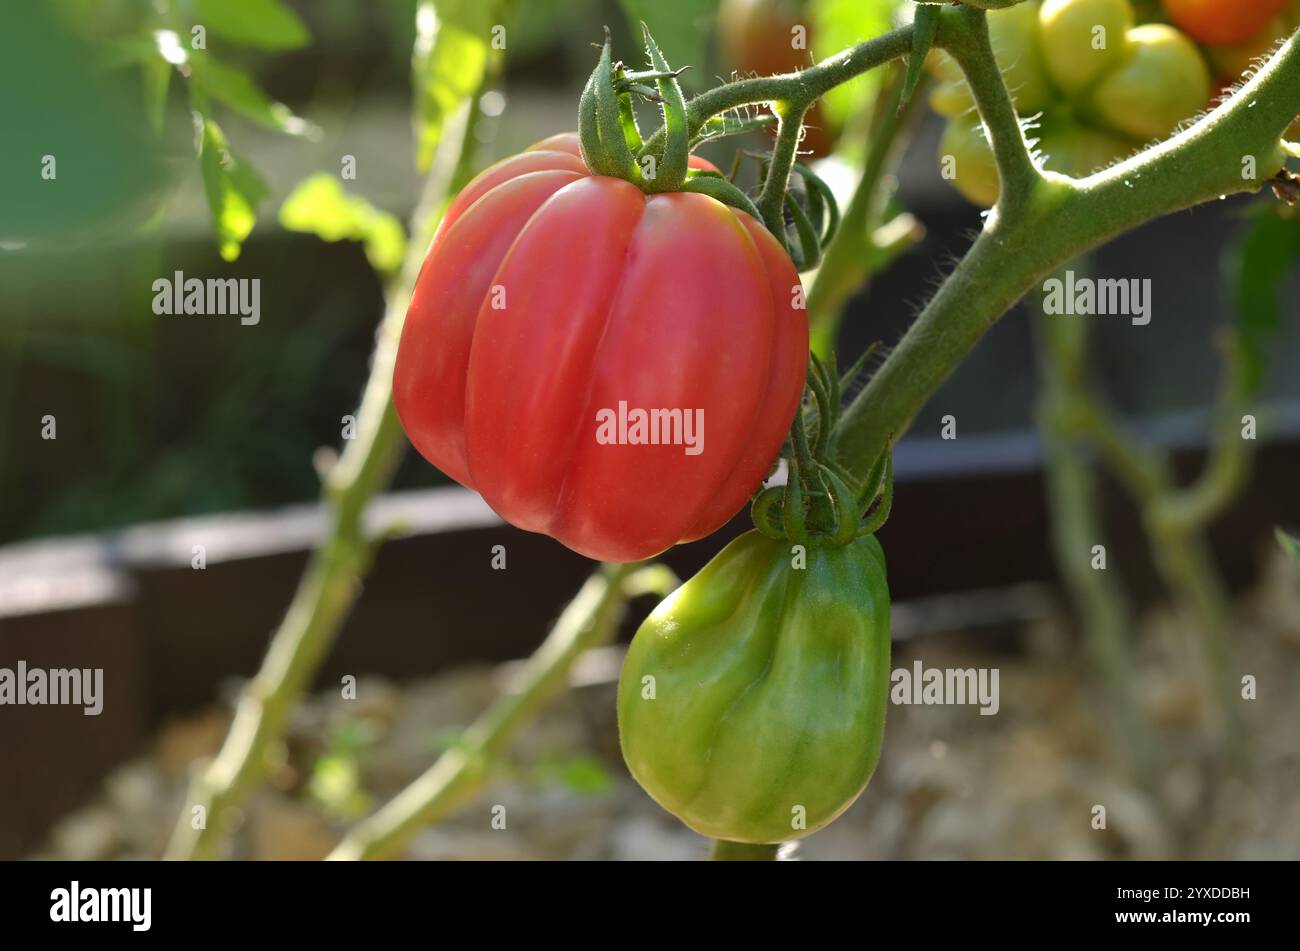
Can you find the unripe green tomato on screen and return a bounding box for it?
[617,530,891,844]
[939,117,1002,206]
[1086,24,1211,140]
[927,2,1054,119]
[1037,117,1136,177]
[1038,0,1135,96]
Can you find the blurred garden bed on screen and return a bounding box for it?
[28,542,1300,860]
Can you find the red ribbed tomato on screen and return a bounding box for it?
[393,133,808,562]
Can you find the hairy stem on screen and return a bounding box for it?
[757,102,810,235]
[836,29,1299,482]
[164,97,483,862]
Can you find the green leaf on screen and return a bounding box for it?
[619,0,716,87]
[194,0,310,51]
[190,54,318,137]
[280,173,408,275]
[196,114,270,261]
[812,0,898,130]
[533,754,614,796]
[1227,210,1300,395]
[1279,528,1300,568]
[412,0,495,171]
[901,3,938,111]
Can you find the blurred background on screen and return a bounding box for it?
[1,0,1298,860]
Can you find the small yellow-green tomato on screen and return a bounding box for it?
[617,531,891,845]
[1038,0,1135,96]
[930,77,975,118]
[939,118,1002,207]
[1086,24,1211,141]
[988,0,1055,114]
[1036,117,1136,178]
[927,3,1055,119]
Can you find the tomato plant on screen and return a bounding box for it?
[393,132,809,563]
[1163,0,1291,46]
[170,0,1300,865]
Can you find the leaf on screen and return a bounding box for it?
[1279,528,1300,568]
[811,0,899,130]
[901,3,938,112]
[279,173,408,275]
[190,54,318,137]
[412,0,494,171]
[533,754,614,796]
[1226,210,1300,395]
[194,0,310,51]
[619,0,716,86]
[196,113,270,261]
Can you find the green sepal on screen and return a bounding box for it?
[680,170,765,222]
[640,24,689,192]
[902,4,940,113]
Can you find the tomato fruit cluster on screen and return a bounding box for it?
[393,133,809,563]
[618,530,892,844]
[932,0,1212,205]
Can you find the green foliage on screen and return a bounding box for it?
[1228,210,1300,396]
[413,0,498,171]
[194,0,310,51]
[189,54,318,137]
[280,175,408,276]
[196,116,270,262]
[619,0,717,81]
[902,3,939,109]
[532,754,614,796]
[812,0,900,131]
[0,3,173,244]
[308,720,380,821]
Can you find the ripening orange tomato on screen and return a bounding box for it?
[1162,0,1291,46]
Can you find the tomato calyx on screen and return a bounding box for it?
[579,25,694,193]
[579,25,841,270]
[751,351,894,547]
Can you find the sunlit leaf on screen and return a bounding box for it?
[533,754,614,795]
[280,173,407,275]
[196,113,270,261]
[191,54,318,137]
[194,0,310,51]
[413,0,495,171]
[812,0,900,130]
